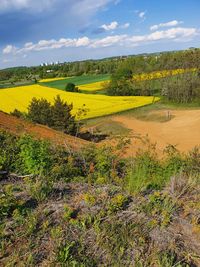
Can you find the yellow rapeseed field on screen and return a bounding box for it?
[39,77,66,82]
[78,81,108,92]
[0,84,159,119]
[133,68,196,82]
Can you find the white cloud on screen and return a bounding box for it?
[121,23,130,29]
[139,11,146,19]
[150,20,183,31]
[101,21,118,31]
[0,0,57,12]
[91,35,127,48]
[3,27,198,55]
[135,10,147,21]
[99,21,129,32]
[129,27,198,43]
[76,37,90,47]
[0,0,116,14]
[3,45,17,54]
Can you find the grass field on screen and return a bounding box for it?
[0,84,159,119]
[40,74,110,90]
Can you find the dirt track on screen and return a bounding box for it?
[0,111,89,150]
[112,110,200,154]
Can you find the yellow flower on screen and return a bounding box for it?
[0,84,159,119]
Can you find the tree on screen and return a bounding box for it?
[65,83,79,92]
[27,95,78,135]
[52,95,77,135]
[27,98,53,126]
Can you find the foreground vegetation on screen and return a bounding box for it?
[0,131,200,266]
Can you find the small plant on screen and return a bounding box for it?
[0,185,20,220]
[108,194,130,213]
[142,191,176,227]
[25,211,38,236]
[24,176,53,202]
[57,241,77,263]
[83,193,96,206]
[63,205,78,221]
[50,226,63,240]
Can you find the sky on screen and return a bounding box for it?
[0,0,200,68]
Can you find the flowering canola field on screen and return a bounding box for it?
[0,84,159,119]
[78,81,108,92]
[70,69,197,92]
[133,68,196,82]
[39,77,66,83]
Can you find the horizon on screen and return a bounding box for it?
[1,47,198,70]
[1,0,200,68]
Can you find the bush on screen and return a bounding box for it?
[10,109,25,119]
[0,131,19,172]
[16,135,53,175]
[65,83,79,92]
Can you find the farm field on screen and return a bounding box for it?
[0,84,159,119]
[78,81,108,92]
[39,77,66,82]
[38,69,197,93]
[40,74,110,90]
[84,103,200,154]
[132,68,196,81]
[112,109,200,154]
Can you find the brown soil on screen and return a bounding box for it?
[0,111,89,150]
[112,109,200,155]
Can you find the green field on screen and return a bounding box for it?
[40,74,110,90]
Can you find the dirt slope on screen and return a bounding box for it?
[0,111,89,150]
[112,109,200,154]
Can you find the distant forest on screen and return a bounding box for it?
[0,48,199,81]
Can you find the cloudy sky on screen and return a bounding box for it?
[0,0,200,68]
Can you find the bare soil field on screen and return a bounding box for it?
[0,111,89,150]
[1,109,199,156]
[112,109,200,155]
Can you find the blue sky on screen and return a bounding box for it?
[0,0,200,68]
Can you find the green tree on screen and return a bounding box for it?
[52,95,77,135]
[28,97,53,126]
[65,83,79,92]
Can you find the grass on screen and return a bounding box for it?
[83,117,131,136]
[0,80,36,89]
[39,74,110,90]
[0,84,159,119]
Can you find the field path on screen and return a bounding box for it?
[112,109,200,154]
[0,111,89,150]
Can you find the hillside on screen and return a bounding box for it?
[0,111,89,150]
[0,130,200,266]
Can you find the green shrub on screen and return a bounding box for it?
[142,191,176,227]
[0,185,20,220]
[65,83,79,92]
[16,135,52,175]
